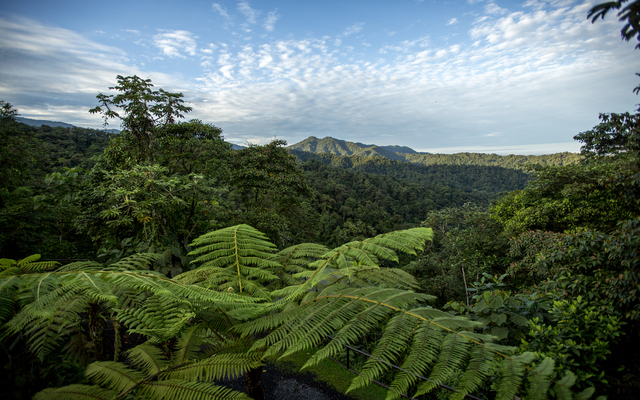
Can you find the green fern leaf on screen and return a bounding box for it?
[186,224,280,295]
[85,361,146,393]
[137,379,252,400]
[34,384,117,400]
[127,343,170,375]
[161,353,263,381]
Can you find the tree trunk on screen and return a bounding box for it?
[246,367,264,400]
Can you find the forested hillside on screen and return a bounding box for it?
[293,150,532,195]
[289,136,582,169]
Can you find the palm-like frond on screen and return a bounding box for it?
[117,295,196,342]
[36,341,256,400]
[239,286,582,399]
[0,268,255,358]
[270,228,433,302]
[183,224,280,297]
[34,384,118,400]
[0,254,60,274]
[267,243,329,289]
[136,380,252,400]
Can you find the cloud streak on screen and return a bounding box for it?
[153,30,198,57]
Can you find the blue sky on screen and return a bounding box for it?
[0,0,638,154]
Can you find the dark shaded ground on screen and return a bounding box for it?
[223,364,358,400]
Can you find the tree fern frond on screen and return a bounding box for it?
[172,324,206,365]
[338,266,419,290]
[448,343,495,400]
[0,255,59,273]
[270,228,433,304]
[34,384,117,400]
[107,252,160,271]
[495,352,535,400]
[117,295,195,342]
[137,379,251,400]
[85,361,146,392]
[524,357,555,400]
[187,224,280,294]
[161,353,263,381]
[56,261,104,272]
[553,371,578,400]
[362,228,434,256]
[383,319,448,399]
[410,333,473,397]
[127,342,170,375]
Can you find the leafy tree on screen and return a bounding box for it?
[227,140,313,247]
[589,0,640,48]
[492,163,632,235]
[0,101,18,121]
[404,204,508,307]
[89,75,192,161]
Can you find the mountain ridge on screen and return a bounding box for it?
[288,136,581,170]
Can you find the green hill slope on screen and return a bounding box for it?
[289,136,581,169]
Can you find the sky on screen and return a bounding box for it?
[0,0,638,155]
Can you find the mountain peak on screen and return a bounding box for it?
[289,136,420,160]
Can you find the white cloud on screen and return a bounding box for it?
[343,22,365,36]
[212,3,231,20]
[419,142,580,155]
[264,10,279,32]
[153,30,198,57]
[484,3,507,15]
[447,18,459,26]
[238,2,259,24]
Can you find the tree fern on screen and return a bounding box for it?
[4,224,592,399]
[35,339,258,400]
[239,285,588,399]
[182,224,280,298]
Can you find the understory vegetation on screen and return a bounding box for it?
[1,3,640,399]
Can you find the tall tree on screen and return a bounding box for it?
[89,75,192,161]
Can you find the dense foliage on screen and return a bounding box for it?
[2,10,639,393]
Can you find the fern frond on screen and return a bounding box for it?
[186,224,280,295]
[495,352,535,400]
[127,342,170,375]
[448,343,495,400]
[85,361,146,392]
[56,261,104,272]
[413,333,473,396]
[107,252,160,271]
[270,228,433,304]
[171,324,209,365]
[161,353,263,381]
[117,295,195,342]
[0,255,59,273]
[34,384,117,400]
[137,379,252,400]
[524,357,555,400]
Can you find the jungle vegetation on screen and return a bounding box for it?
[1,3,639,399]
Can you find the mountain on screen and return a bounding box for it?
[288,136,424,161]
[16,117,75,129]
[16,117,122,133]
[289,136,581,170]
